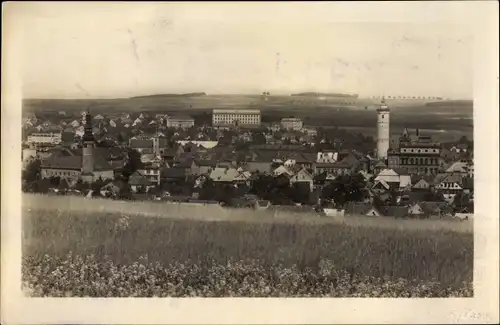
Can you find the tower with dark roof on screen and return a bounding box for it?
[82,107,95,177]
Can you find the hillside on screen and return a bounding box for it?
[130,92,207,99]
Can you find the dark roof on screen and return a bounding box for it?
[393,167,410,176]
[168,115,194,121]
[314,172,328,182]
[462,177,474,190]
[380,206,409,218]
[130,139,153,149]
[70,147,125,160]
[128,171,153,186]
[316,163,338,168]
[195,159,217,167]
[407,191,429,203]
[161,167,186,179]
[162,148,179,157]
[173,159,194,169]
[411,174,434,185]
[41,154,113,171]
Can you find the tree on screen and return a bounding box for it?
[118,183,134,200]
[289,182,311,204]
[91,177,105,197]
[453,192,469,211]
[122,148,143,180]
[321,173,367,208]
[75,179,90,193]
[252,132,267,145]
[424,190,444,202]
[22,159,41,183]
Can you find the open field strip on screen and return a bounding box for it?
[22,194,473,233]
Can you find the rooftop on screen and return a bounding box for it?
[41,154,113,171]
[213,109,261,114]
[167,115,194,121]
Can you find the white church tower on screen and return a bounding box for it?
[376,98,390,160]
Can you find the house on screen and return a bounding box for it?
[138,164,162,185]
[408,203,425,216]
[100,181,122,197]
[233,171,252,185]
[371,179,393,193]
[209,167,241,183]
[129,139,153,153]
[374,168,412,191]
[435,173,464,194]
[450,143,469,153]
[373,161,387,175]
[161,167,187,183]
[365,206,383,217]
[289,168,314,191]
[411,175,433,191]
[315,160,355,176]
[273,165,295,177]
[132,118,143,127]
[140,153,163,165]
[379,206,409,218]
[94,114,105,120]
[167,115,195,129]
[70,120,80,128]
[316,151,338,163]
[254,200,271,210]
[40,155,114,182]
[313,171,337,187]
[128,171,154,193]
[245,155,273,174]
[192,159,217,175]
[445,161,470,176]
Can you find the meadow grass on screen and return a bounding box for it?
[22,195,473,288]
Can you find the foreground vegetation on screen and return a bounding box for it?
[22,199,473,297]
[23,254,472,297]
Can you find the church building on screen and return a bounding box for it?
[40,109,115,183]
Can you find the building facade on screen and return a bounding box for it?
[166,116,195,129]
[212,109,261,127]
[376,100,390,160]
[281,117,303,130]
[387,143,442,175]
[387,128,442,175]
[27,132,62,147]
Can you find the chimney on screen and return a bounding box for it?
[416,128,420,137]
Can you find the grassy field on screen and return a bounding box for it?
[22,194,473,297]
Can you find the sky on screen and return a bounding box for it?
[16,3,474,99]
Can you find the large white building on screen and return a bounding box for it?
[376,100,390,160]
[212,109,261,127]
[27,132,62,146]
[166,116,195,129]
[281,117,303,130]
